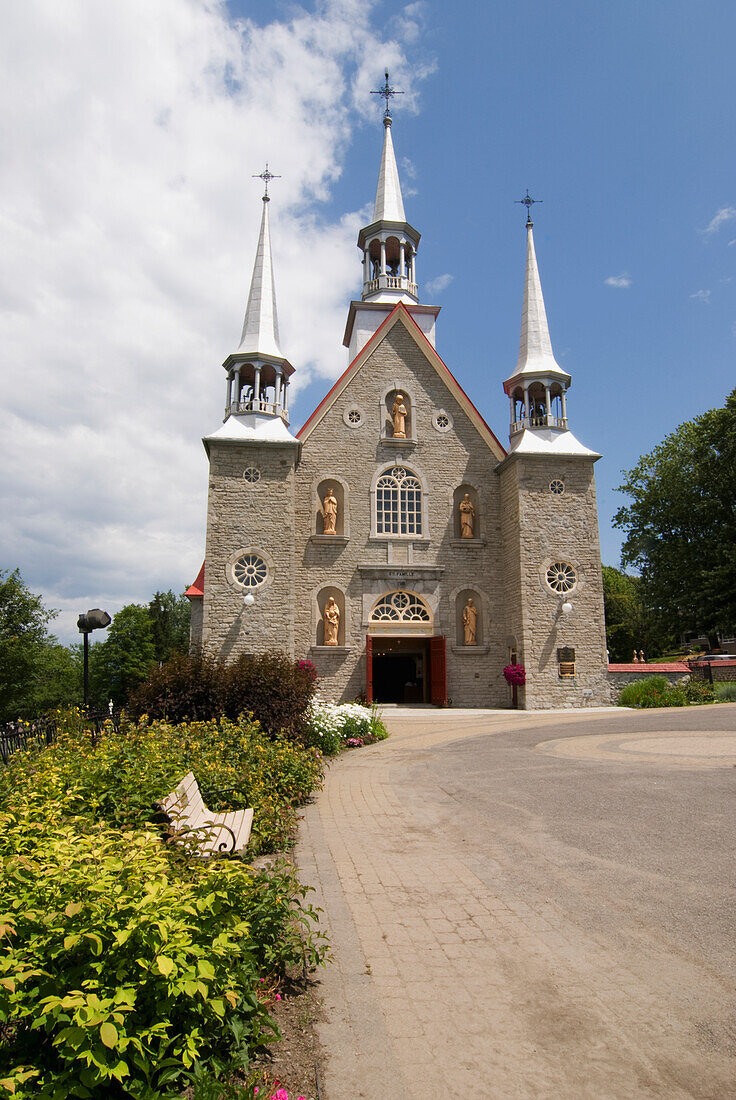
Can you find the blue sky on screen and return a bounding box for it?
[272,0,736,563]
[2,0,734,642]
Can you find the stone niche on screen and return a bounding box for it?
[455,589,483,647]
[453,484,480,540]
[315,479,346,536]
[316,586,346,647]
[384,388,413,440]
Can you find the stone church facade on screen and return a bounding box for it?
[187,99,609,710]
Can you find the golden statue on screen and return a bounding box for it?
[323,596,340,646]
[322,485,338,535]
[463,597,478,646]
[459,493,475,539]
[391,394,407,437]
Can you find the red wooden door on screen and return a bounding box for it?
[365,635,373,703]
[429,635,447,706]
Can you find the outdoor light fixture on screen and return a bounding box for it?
[77,608,112,707]
[561,600,573,615]
[243,592,256,607]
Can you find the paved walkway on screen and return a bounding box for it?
[296,705,736,1099]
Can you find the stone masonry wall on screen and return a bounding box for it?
[202,440,298,660]
[293,319,510,706]
[498,453,609,709]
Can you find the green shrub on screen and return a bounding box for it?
[715,681,736,702]
[0,714,328,1098]
[618,677,717,708]
[127,652,317,741]
[0,713,323,857]
[617,676,670,708]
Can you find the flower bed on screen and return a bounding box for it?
[0,711,327,1098]
[303,700,388,756]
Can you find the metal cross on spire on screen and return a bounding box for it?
[371,70,404,119]
[516,189,542,225]
[253,163,281,201]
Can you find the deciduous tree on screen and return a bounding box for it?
[0,569,56,721]
[613,388,736,643]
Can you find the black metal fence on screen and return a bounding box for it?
[0,711,121,764]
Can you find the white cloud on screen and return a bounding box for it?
[604,273,632,288]
[425,273,454,295]
[689,289,711,302]
[0,0,427,643]
[702,206,736,236]
[729,239,736,247]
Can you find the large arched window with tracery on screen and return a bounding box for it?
[375,466,423,535]
[370,591,431,624]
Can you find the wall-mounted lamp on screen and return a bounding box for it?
[243,592,256,608]
[561,600,573,615]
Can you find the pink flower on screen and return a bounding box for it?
[275,992,281,1001]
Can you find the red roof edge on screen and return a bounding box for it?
[608,662,690,672]
[185,560,205,598]
[297,302,507,458]
[297,304,405,440]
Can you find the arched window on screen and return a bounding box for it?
[370,591,431,623]
[375,466,422,535]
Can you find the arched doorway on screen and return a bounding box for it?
[365,591,446,705]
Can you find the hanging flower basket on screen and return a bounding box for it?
[503,664,526,686]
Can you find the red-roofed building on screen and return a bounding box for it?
[187,92,610,709]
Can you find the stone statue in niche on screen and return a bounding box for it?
[391,394,407,438]
[321,486,338,535]
[459,493,475,539]
[462,597,478,646]
[323,596,340,646]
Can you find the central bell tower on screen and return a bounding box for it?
[343,72,440,362]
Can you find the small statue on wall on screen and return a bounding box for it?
[463,597,478,646]
[322,485,338,535]
[391,394,408,438]
[459,493,475,539]
[323,596,340,646]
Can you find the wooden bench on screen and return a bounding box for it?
[159,772,253,856]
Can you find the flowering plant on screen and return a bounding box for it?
[297,659,318,682]
[303,699,388,755]
[503,664,526,686]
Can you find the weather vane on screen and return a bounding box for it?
[253,163,281,201]
[371,70,404,119]
[516,189,542,225]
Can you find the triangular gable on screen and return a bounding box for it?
[297,303,507,460]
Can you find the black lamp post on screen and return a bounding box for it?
[77,609,112,708]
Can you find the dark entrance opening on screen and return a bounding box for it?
[371,637,429,704]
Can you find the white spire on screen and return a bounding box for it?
[236,196,282,359]
[372,116,406,223]
[514,221,569,383]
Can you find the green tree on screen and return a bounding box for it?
[601,565,671,662]
[148,589,190,663]
[0,569,56,721]
[614,388,736,644]
[95,605,156,708]
[31,643,81,714]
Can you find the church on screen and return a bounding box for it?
[186,82,610,710]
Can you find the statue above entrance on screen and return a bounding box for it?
[463,597,478,645]
[323,596,340,645]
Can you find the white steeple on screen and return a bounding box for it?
[215,167,295,443]
[372,116,406,223]
[236,191,282,359]
[503,199,597,458]
[356,72,421,307]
